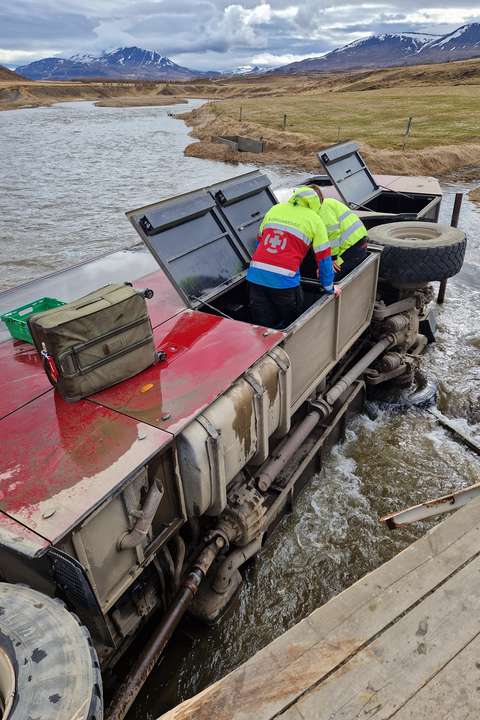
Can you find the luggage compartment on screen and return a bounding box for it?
[317,141,441,227]
[127,169,380,415]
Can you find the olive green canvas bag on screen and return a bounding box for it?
[28,283,157,402]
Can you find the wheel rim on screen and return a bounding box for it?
[0,647,15,720]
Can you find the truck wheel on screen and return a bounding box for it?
[368,222,466,285]
[0,583,102,720]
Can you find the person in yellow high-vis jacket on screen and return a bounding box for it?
[310,186,368,280]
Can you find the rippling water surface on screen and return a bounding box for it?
[1,100,479,720]
[0,99,298,291]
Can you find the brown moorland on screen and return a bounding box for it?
[2,57,480,176]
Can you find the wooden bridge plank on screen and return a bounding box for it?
[278,554,480,719]
[161,498,480,720]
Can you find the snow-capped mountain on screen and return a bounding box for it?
[416,23,480,61]
[273,32,441,74]
[226,65,269,76]
[16,47,218,81]
[69,53,99,64]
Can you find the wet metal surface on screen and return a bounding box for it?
[92,310,283,435]
[0,392,170,541]
[0,337,49,419]
[0,514,50,557]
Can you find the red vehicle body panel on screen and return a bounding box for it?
[0,337,49,420]
[0,293,281,543]
[0,171,439,551]
[0,268,185,421]
[0,513,51,558]
[0,392,171,543]
[92,310,282,435]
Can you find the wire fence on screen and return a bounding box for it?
[207,101,480,152]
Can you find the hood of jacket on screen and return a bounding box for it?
[288,185,321,214]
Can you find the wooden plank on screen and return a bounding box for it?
[160,498,480,720]
[394,633,480,720]
[278,553,480,719]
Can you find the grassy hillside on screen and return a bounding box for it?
[0,65,24,81]
[2,56,480,176]
[179,57,480,176]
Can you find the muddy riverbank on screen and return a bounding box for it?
[0,80,192,112]
[180,101,480,177]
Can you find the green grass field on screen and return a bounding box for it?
[213,84,480,151]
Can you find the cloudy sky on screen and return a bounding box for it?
[1,0,480,71]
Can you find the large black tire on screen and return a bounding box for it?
[368,222,466,285]
[0,584,102,720]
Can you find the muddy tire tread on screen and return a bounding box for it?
[0,583,103,720]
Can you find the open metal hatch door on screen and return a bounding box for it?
[208,171,277,257]
[317,141,381,209]
[127,188,249,309]
[127,171,277,308]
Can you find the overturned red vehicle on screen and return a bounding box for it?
[0,144,466,720]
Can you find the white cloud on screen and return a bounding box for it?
[250,50,325,65]
[215,3,272,46]
[0,48,62,64]
[3,0,480,72]
[401,8,480,25]
[273,6,298,19]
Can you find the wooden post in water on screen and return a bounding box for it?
[437,192,463,304]
[402,116,413,151]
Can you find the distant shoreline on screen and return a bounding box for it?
[3,61,480,185]
[0,80,195,112]
[94,96,188,107]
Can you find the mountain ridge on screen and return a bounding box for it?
[16,46,219,81]
[272,24,480,74]
[13,24,480,81]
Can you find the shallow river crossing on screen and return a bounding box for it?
[0,99,479,718]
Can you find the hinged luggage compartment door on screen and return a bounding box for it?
[317,141,381,209]
[127,189,249,309]
[208,171,277,257]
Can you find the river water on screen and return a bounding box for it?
[1,100,479,719]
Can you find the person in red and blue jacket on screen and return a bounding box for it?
[247,185,338,328]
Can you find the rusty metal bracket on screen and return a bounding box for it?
[373,297,416,321]
[365,364,407,385]
[196,415,227,515]
[381,482,480,528]
[244,370,270,465]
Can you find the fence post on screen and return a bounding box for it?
[283,114,287,130]
[402,116,413,151]
[437,192,463,304]
[337,126,341,142]
[239,105,243,122]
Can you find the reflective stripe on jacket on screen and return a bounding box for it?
[247,186,334,291]
[319,197,367,265]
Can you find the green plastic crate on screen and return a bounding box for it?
[1,297,65,344]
